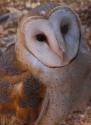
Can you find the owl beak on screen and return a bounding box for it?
[53,33,66,61]
[56,33,65,53]
[49,25,66,60]
[48,35,65,61]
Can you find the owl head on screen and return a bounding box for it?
[16,2,82,77]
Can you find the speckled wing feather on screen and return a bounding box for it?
[0,34,45,125]
[0,73,44,125]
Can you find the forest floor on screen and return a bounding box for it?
[0,0,91,125]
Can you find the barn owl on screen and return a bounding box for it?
[0,2,91,125]
[16,2,91,125]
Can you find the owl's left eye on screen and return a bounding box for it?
[60,24,69,37]
[36,33,47,42]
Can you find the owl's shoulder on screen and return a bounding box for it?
[0,41,30,83]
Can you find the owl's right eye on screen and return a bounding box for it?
[36,33,47,42]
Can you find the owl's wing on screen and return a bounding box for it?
[0,75,45,124]
[0,38,30,85]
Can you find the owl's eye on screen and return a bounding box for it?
[60,24,69,36]
[36,33,47,42]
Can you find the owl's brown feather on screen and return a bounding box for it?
[0,42,45,125]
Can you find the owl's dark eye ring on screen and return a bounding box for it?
[36,33,47,42]
[60,24,69,36]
